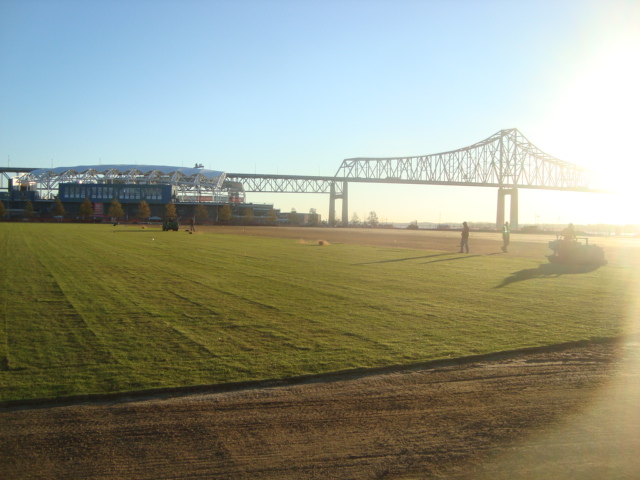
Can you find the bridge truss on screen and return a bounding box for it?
[2,129,602,228]
[229,129,602,228]
[224,174,344,195]
[335,129,595,190]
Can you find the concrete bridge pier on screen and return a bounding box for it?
[496,187,518,229]
[329,181,349,227]
[341,182,349,227]
[329,183,336,225]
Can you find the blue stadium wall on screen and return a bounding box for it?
[59,183,175,204]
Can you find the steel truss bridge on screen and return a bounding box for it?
[2,129,603,228]
[227,129,603,228]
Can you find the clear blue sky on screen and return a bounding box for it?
[2,0,638,226]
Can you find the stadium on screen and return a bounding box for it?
[1,164,281,223]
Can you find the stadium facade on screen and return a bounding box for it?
[2,164,280,222]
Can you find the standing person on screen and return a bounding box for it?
[502,221,510,252]
[558,223,576,256]
[459,221,470,253]
[189,217,195,232]
[561,223,575,241]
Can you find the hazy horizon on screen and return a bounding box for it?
[2,0,638,225]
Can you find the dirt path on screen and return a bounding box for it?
[2,227,639,479]
[2,341,639,479]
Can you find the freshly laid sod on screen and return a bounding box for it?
[0,223,636,402]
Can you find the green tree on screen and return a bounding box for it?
[108,198,125,219]
[137,200,151,221]
[350,212,360,226]
[79,197,93,219]
[288,209,299,225]
[23,201,35,218]
[53,198,66,217]
[242,207,254,225]
[0,200,6,218]
[367,211,379,227]
[267,208,278,225]
[309,208,319,226]
[164,202,177,220]
[218,204,232,224]
[195,204,208,224]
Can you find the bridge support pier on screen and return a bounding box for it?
[341,182,348,227]
[329,181,349,227]
[496,187,518,229]
[329,183,336,225]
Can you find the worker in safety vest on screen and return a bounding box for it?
[501,221,510,253]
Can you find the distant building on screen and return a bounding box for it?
[3,164,274,221]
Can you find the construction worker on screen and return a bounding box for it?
[459,221,470,253]
[502,221,510,252]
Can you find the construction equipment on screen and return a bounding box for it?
[547,236,607,265]
[162,220,179,231]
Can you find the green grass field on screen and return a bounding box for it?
[1,223,637,402]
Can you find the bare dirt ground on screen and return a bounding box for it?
[2,227,639,480]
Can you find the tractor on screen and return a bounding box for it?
[547,236,607,266]
[162,219,179,231]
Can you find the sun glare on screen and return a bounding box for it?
[540,27,640,226]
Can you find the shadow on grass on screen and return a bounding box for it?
[496,262,602,288]
[358,252,503,265]
[356,253,452,265]
[420,252,501,264]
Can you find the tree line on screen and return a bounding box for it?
[0,198,381,228]
[0,198,278,225]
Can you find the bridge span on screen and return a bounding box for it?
[227,128,604,228]
[2,129,604,228]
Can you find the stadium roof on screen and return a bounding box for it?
[29,164,224,180]
[18,164,231,200]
